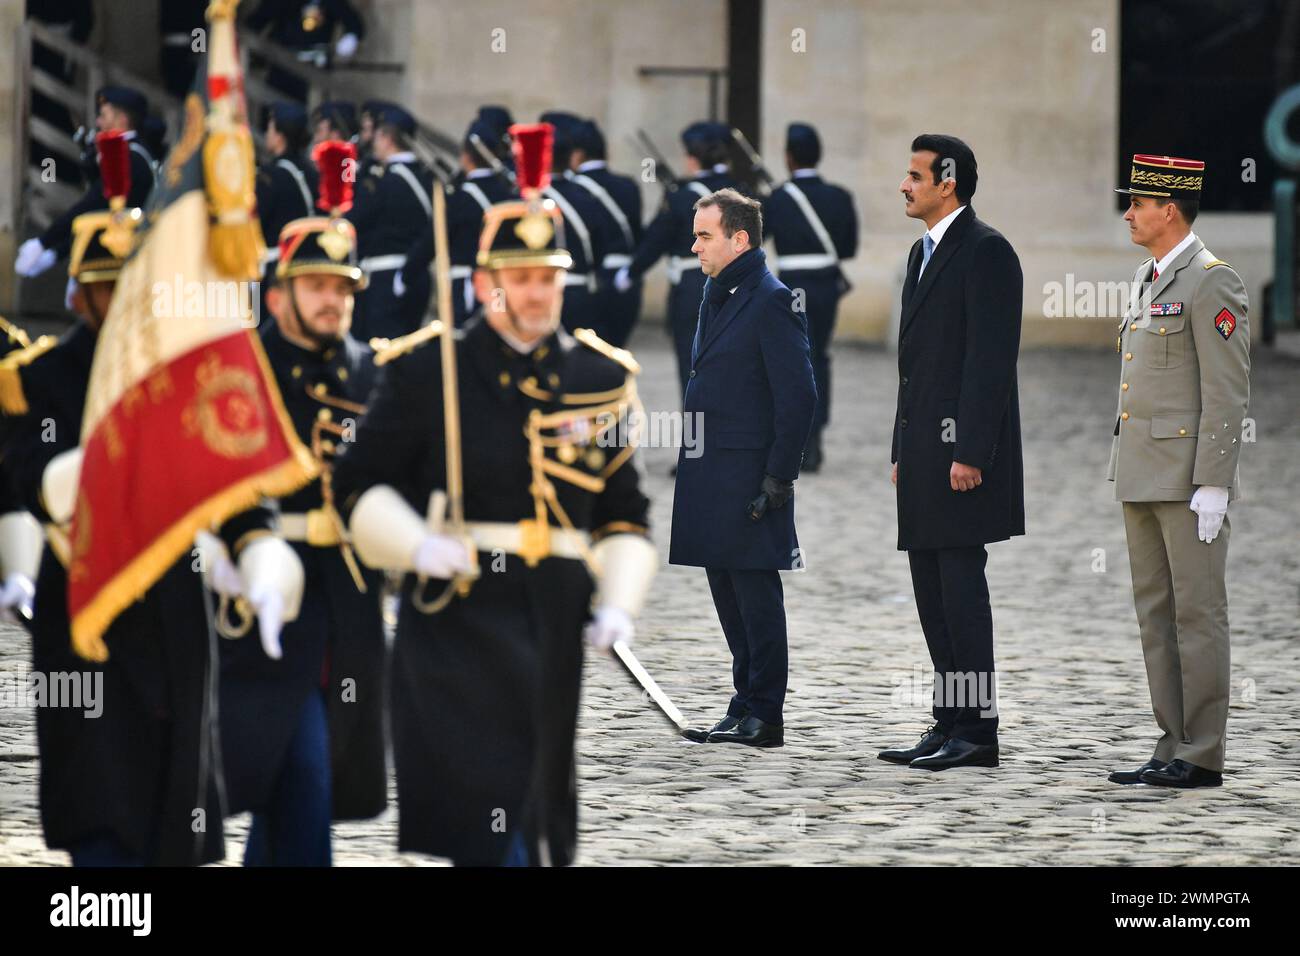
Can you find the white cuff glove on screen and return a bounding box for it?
[613,266,633,293]
[195,530,244,598]
[247,585,286,660]
[0,572,36,623]
[15,238,56,278]
[583,605,634,653]
[335,32,359,58]
[393,269,406,298]
[1189,485,1229,544]
[238,536,304,661]
[412,533,473,580]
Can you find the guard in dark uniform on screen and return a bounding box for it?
[0,317,48,624]
[345,104,435,341]
[256,102,319,306]
[570,118,643,347]
[619,121,738,394]
[538,111,610,336]
[221,172,387,864]
[332,122,657,866]
[2,137,299,865]
[762,123,858,470]
[244,0,366,99]
[400,118,516,325]
[15,87,157,278]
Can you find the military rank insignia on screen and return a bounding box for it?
[1150,302,1182,316]
[1214,308,1236,340]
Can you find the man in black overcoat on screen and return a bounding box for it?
[879,134,1024,771]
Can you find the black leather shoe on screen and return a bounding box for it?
[706,715,784,748]
[681,714,744,743]
[878,724,949,764]
[910,737,998,770]
[1138,758,1222,788]
[1108,758,1167,785]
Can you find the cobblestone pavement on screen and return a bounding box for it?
[3,331,1298,866]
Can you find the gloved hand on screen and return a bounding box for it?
[246,584,285,660]
[393,269,406,298]
[335,32,359,58]
[63,277,78,312]
[0,572,36,623]
[613,266,633,293]
[1189,485,1229,544]
[583,605,634,653]
[412,533,473,580]
[15,239,56,278]
[747,474,794,522]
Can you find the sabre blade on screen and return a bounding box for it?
[610,640,687,732]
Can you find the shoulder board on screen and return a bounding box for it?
[1204,259,1231,270]
[0,315,32,349]
[573,327,640,375]
[371,321,444,366]
[0,334,59,415]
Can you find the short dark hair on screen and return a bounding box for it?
[1157,196,1200,225]
[694,187,762,247]
[910,133,978,204]
[377,122,412,152]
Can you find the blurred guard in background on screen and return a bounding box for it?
[762,123,858,471]
[346,104,435,341]
[256,102,319,308]
[619,121,738,396]
[15,86,157,278]
[570,118,644,347]
[401,117,516,324]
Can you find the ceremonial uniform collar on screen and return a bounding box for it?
[384,151,416,165]
[1152,231,1198,279]
[792,168,819,179]
[577,160,607,173]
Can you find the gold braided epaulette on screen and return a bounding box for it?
[370,321,444,367]
[573,327,640,375]
[0,334,59,415]
[1203,259,1231,270]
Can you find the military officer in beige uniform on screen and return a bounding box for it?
[1107,155,1249,789]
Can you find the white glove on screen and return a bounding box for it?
[393,269,406,298]
[335,32,359,58]
[246,584,286,660]
[1189,485,1229,544]
[583,605,634,653]
[15,238,56,278]
[412,533,473,580]
[613,266,633,293]
[0,572,36,623]
[63,277,78,312]
[195,529,244,597]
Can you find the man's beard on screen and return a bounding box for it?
[299,311,344,347]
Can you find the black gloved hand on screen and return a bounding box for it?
[747,474,794,522]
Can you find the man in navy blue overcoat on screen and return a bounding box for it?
[669,188,817,748]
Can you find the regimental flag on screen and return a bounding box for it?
[67,0,316,659]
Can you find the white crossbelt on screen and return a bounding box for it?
[390,162,433,219]
[465,521,589,560]
[571,172,635,250]
[774,253,839,271]
[777,181,840,275]
[459,181,492,213]
[360,254,407,273]
[666,255,702,284]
